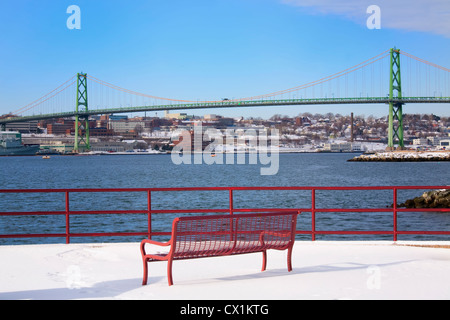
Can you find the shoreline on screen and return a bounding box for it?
[2,150,449,161]
[0,150,367,157]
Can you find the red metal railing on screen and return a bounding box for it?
[0,186,449,243]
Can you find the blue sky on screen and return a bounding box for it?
[1,0,449,119]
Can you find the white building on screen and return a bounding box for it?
[427,136,441,146]
[323,142,352,152]
[108,120,146,133]
[413,138,428,145]
[90,141,133,152]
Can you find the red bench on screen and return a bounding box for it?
[140,211,299,286]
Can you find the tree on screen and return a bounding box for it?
[325,112,335,121]
[270,114,282,121]
[134,141,148,150]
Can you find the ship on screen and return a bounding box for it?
[0,131,40,156]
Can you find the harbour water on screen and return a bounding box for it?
[0,153,449,244]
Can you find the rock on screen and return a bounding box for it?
[348,151,450,162]
[398,189,450,209]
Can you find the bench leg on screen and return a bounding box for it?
[142,259,148,285]
[287,246,293,272]
[167,258,174,286]
[261,250,267,271]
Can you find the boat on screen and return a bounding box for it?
[0,131,40,156]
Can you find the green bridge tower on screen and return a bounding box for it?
[74,73,90,153]
[387,48,404,151]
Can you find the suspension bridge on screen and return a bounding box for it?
[1,48,449,152]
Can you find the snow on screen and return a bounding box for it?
[0,241,449,300]
[351,151,450,161]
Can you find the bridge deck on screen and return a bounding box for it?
[2,97,449,124]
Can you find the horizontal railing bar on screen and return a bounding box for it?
[3,230,448,240]
[314,230,395,235]
[299,230,450,235]
[0,233,67,239]
[0,232,173,239]
[396,208,450,213]
[396,231,450,235]
[150,209,230,214]
[0,185,448,193]
[0,211,67,216]
[67,210,148,215]
[1,207,448,217]
[69,232,148,238]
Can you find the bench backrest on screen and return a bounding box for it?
[170,212,298,259]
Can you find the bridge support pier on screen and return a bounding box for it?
[387,102,405,151]
[74,73,90,153]
[386,48,405,151]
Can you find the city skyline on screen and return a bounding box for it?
[1,0,449,119]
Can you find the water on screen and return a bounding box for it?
[0,153,449,244]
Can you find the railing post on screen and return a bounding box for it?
[65,191,70,244]
[229,188,234,241]
[311,188,316,241]
[229,189,233,216]
[147,189,152,240]
[393,187,398,241]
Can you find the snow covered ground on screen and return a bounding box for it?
[0,241,449,300]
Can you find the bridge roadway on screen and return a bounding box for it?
[1,96,450,124]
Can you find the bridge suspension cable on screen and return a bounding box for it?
[86,75,197,103]
[399,50,450,98]
[10,75,77,116]
[400,51,450,73]
[5,49,450,119]
[85,49,392,104]
[235,49,391,101]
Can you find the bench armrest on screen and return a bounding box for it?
[141,239,171,247]
[259,230,292,244]
[140,239,172,257]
